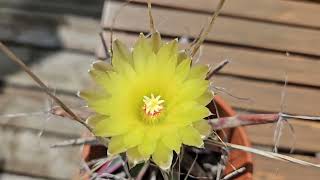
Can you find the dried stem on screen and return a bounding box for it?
[281,113,320,121]
[209,113,280,129]
[190,0,226,57]
[183,153,198,180]
[136,161,150,180]
[207,140,320,168]
[0,42,93,132]
[107,0,133,59]
[206,59,230,80]
[222,167,246,180]
[147,0,156,33]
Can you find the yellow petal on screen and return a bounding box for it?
[108,135,127,155]
[177,50,188,64]
[94,118,129,137]
[88,68,112,91]
[112,58,136,80]
[167,101,211,124]
[133,33,153,73]
[112,39,133,65]
[175,58,191,82]
[123,128,144,148]
[86,114,108,127]
[127,147,146,165]
[151,32,162,53]
[197,90,213,106]
[193,120,212,138]
[157,39,178,61]
[79,89,109,104]
[178,79,209,101]
[179,126,204,148]
[137,129,159,158]
[87,98,110,115]
[152,141,173,170]
[91,61,113,72]
[162,131,182,153]
[188,64,209,79]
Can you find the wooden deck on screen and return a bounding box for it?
[0,0,319,179]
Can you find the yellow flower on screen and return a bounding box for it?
[80,32,212,169]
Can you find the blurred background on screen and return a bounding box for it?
[0,0,320,179]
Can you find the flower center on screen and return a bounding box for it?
[143,94,164,117]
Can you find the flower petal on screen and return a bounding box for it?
[197,90,213,106]
[162,131,182,153]
[177,79,209,102]
[133,33,153,73]
[87,98,110,115]
[152,141,173,170]
[177,50,188,64]
[175,58,191,82]
[157,39,178,61]
[94,118,129,137]
[127,147,146,165]
[167,101,211,125]
[108,135,127,155]
[179,126,204,148]
[86,114,108,127]
[88,68,116,91]
[79,89,109,104]
[193,120,212,138]
[91,61,113,72]
[151,32,162,53]
[188,64,209,79]
[137,129,159,159]
[112,39,133,65]
[123,128,144,148]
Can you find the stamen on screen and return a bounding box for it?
[143,94,164,117]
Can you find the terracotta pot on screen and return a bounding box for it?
[82,96,253,179]
[212,96,253,180]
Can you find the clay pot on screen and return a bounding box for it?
[212,96,253,180]
[82,96,253,179]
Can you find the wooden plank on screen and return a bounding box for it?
[131,0,320,29]
[215,75,320,116]
[1,50,95,136]
[0,8,100,53]
[0,125,81,179]
[97,31,320,87]
[247,119,320,152]
[5,51,94,92]
[253,155,320,180]
[0,173,44,180]
[0,86,85,137]
[208,76,320,152]
[0,0,103,18]
[0,45,33,76]
[103,1,320,56]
